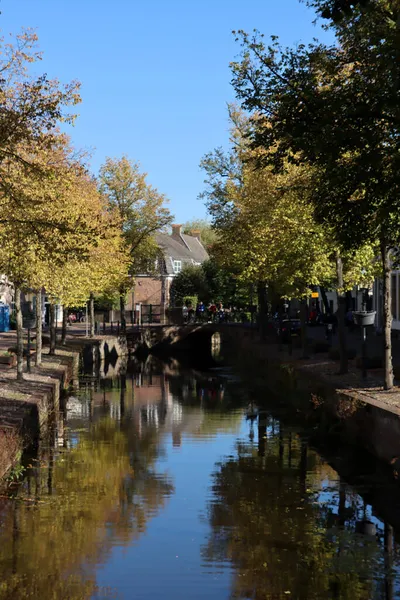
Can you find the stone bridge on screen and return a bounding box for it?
[65,334,128,368]
[127,323,256,356]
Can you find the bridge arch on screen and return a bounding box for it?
[129,324,254,358]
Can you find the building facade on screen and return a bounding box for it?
[125,224,209,322]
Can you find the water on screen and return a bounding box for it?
[0,356,399,599]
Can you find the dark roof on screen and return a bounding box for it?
[181,234,209,263]
[155,232,209,275]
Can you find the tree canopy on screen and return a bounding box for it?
[98,155,172,276]
[201,108,378,301]
[229,2,397,385]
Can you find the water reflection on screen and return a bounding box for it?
[0,365,179,599]
[0,356,240,600]
[203,418,400,599]
[0,357,399,599]
[84,356,235,445]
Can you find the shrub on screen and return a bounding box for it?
[170,265,207,307]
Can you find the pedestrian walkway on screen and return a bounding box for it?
[264,326,400,417]
[304,323,400,370]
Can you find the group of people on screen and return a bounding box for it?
[182,301,230,324]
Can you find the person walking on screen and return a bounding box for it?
[208,301,217,323]
[196,301,205,322]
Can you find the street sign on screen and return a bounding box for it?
[311,292,319,298]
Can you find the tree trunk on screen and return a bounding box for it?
[49,303,56,356]
[257,280,268,340]
[336,252,348,374]
[61,305,68,345]
[249,283,254,325]
[35,290,42,366]
[299,299,308,358]
[89,293,95,338]
[119,287,126,334]
[381,241,394,390]
[15,285,24,381]
[320,286,330,315]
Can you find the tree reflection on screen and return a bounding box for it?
[0,416,173,599]
[203,426,389,600]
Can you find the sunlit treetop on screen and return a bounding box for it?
[0,29,81,167]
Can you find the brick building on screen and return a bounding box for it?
[125,224,209,322]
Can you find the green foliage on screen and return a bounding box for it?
[98,156,172,278]
[94,290,120,311]
[6,462,25,484]
[307,0,375,22]
[169,258,254,308]
[170,265,206,306]
[230,16,400,250]
[202,260,231,303]
[229,5,396,385]
[184,295,197,308]
[202,109,368,299]
[182,219,218,251]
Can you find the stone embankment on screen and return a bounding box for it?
[0,327,131,480]
[0,348,79,479]
[223,329,400,470]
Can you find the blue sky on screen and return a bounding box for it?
[1,0,331,223]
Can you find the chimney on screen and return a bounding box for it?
[171,224,184,244]
[191,230,201,241]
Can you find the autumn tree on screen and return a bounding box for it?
[230,13,400,387]
[204,145,333,349]
[0,133,126,374]
[98,156,172,332]
[0,29,80,192]
[202,108,379,365]
[0,28,81,377]
[40,183,130,344]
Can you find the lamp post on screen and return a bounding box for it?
[353,310,376,379]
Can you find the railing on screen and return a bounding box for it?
[140,304,162,324]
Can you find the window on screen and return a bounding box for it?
[173,260,182,274]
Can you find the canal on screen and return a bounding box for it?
[0,355,399,599]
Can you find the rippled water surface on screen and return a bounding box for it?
[0,356,400,599]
